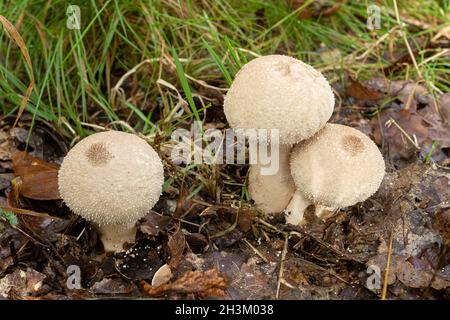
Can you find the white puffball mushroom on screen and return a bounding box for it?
[224,55,335,214]
[285,124,385,225]
[58,131,164,252]
[224,54,334,145]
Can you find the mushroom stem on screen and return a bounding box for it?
[96,223,136,253]
[284,190,311,225]
[315,205,336,221]
[249,144,295,214]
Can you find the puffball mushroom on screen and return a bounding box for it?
[285,124,385,225]
[58,131,164,252]
[224,55,334,214]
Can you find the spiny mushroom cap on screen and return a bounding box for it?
[58,131,164,226]
[290,124,385,208]
[224,55,334,145]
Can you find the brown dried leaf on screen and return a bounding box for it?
[12,151,60,200]
[346,78,384,101]
[168,225,186,268]
[368,80,450,163]
[173,185,188,219]
[141,268,227,298]
[396,258,450,290]
[20,170,60,200]
[138,211,171,236]
[91,278,134,295]
[0,268,46,298]
[1,206,69,242]
[184,232,208,248]
[237,208,256,233]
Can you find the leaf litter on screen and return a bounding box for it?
[0,54,449,300]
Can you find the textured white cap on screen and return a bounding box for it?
[224,55,335,145]
[290,124,385,208]
[58,131,164,226]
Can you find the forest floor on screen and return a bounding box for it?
[0,0,449,299]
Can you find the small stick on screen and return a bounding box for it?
[242,239,269,263]
[385,118,420,150]
[276,233,289,299]
[381,231,394,300]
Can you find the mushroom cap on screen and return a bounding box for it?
[224,55,334,145]
[58,131,164,226]
[290,124,385,208]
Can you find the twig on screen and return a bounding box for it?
[276,233,289,299]
[242,239,269,263]
[393,0,422,78]
[385,118,421,150]
[381,231,394,300]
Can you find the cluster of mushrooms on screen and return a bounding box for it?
[57,54,385,253]
[224,55,385,225]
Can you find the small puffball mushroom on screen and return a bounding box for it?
[285,124,385,225]
[224,55,335,214]
[58,131,164,252]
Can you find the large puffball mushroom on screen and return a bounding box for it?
[224,55,335,214]
[285,124,385,225]
[58,131,164,252]
[224,54,334,145]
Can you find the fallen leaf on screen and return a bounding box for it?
[0,268,46,298]
[237,208,256,233]
[138,211,171,236]
[168,225,186,268]
[346,77,384,101]
[12,151,60,200]
[184,231,208,249]
[1,207,70,242]
[368,79,450,163]
[141,268,227,298]
[172,185,189,219]
[91,278,134,295]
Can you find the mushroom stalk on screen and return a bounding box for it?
[249,144,295,214]
[96,223,136,253]
[284,190,311,225]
